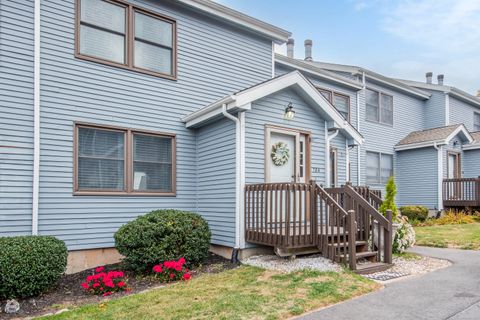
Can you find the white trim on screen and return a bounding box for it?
[395,125,473,151]
[177,0,291,43]
[433,143,443,210]
[326,129,339,187]
[221,105,242,249]
[345,140,350,182]
[32,0,41,235]
[271,42,275,78]
[183,71,364,145]
[357,72,365,186]
[274,55,363,90]
[445,93,450,125]
[463,143,480,150]
[445,124,473,144]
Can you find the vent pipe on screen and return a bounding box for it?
[437,74,444,85]
[286,38,294,59]
[426,72,433,84]
[304,39,313,61]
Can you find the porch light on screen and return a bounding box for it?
[284,102,295,120]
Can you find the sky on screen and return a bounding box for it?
[215,0,480,95]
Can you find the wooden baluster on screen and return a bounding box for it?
[279,184,284,246]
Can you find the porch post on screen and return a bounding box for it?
[347,210,357,271]
[384,210,393,264]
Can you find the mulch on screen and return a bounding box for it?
[0,253,237,319]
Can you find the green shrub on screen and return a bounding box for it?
[379,176,398,221]
[400,205,429,222]
[420,211,476,226]
[0,236,68,298]
[114,209,211,272]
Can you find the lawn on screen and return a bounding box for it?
[40,266,379,320]
[414,223,480,250]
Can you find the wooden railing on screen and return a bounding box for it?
[443,177,480,208]
[244,181,358,269]
[325,184,392,265]
[351,186,382,210]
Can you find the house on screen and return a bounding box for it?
[0,0,477,273]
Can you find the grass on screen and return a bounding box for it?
[39,266,379,320]
[414,223,480,250]
[393,252,421,260]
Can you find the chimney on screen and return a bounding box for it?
[304,39,313,61]
[426,72,433,84]
[286,38,294,59]
[437,74,444,85]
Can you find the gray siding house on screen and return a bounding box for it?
[1,0,479,271]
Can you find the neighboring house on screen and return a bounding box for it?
[0,0,478,271]
[275,40,480,212]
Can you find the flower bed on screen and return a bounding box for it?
[0,253,235,319]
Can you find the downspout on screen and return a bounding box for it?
[32,0,41,235]
[433,142,443,211]
[221,104,244,258]
[357,71,366,186]
[345,140,350,182]
[326,128,339,187]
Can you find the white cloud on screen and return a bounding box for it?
[383,0,480,53]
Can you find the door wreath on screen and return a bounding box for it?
[271,142,290,166]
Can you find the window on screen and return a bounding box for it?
[366,151,393,185]
[76,0,176,79]
[317,87,350,121]
[75,124,176,195]
[366,89,393,125]
[474,112,480,131]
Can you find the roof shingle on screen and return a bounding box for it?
[396,124,462,146]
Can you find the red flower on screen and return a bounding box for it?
[164,261,173,269]
[103,292,112,297]
[117,281,126,288]
[169,273,175,279]
[81,282,89,290]
[182,273,191,281]
[95,266,105,273]
[86,275,94,282]
[174,264,182,271]
[178,257,186,265]
[153,265,163,273]
[93,283,100,288]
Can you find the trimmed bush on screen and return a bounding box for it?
[114,209,211,271]
[400,205,429,222]
[0,236,68,298]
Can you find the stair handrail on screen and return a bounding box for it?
[344,184,389,230]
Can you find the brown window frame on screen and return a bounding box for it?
[73,122,176,196]
[75,0,177,80]
[316,87,351,122]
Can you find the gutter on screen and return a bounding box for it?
[433,142,443,211]
[32,0,41,235]
[221,104,245,251]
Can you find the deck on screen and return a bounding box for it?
[443,177,480,208]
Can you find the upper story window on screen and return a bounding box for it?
[75,124,176,195]
[366,151,393,185]
[366,89,393,125]
[474,112,480,131]
[318,88,350,121]
[76,0,176,79]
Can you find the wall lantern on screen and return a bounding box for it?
[284,102,295,120]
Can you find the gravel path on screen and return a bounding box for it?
[241,254,341,273]
[390,254,451,275]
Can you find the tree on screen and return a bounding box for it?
[379,176,398,220]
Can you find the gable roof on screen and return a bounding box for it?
[395,124,474,151]
[177,0,291,43]
[274,54,363,91]
[464,131,480,150]
[182,71,364,144]
[396,79,480,108]
[302,60,431,100]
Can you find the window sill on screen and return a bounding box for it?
[365,119,394,128]
[75,53,177,81]
[73,191,177,197]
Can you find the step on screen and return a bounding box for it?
[354,262,392,275]
[327,241,367,247]
[335,251,378,263]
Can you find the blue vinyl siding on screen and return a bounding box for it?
[423,91,446,129]
[34,0,272,250]
[361,81,425,191]
[449,96,480,131]
[196,118,236,247]
[397,147,438,209]
[463,149,480,178]
[0,0,34,236]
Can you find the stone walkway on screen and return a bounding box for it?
[298,246,480,320]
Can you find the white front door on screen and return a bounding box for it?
[266,127,309,183]
[268,131,298,183]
